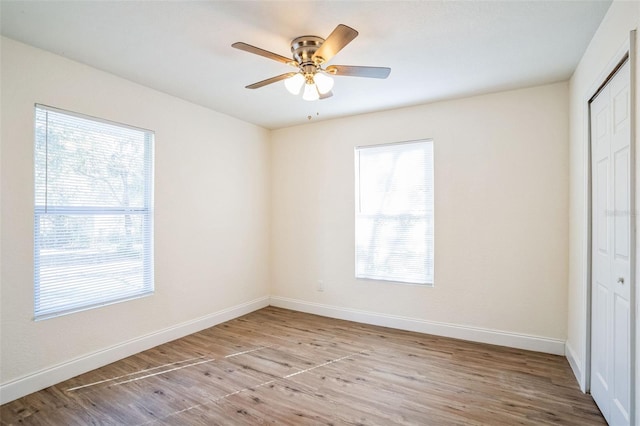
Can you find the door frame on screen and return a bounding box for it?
[585,30,637,424]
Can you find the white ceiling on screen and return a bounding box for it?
[1,1,611,129]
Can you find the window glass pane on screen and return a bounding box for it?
[36,213,152,316]
[35,108,149,209]
[358,143,429,214]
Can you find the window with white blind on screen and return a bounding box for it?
[355,140,434,285]
[34,104,154,320]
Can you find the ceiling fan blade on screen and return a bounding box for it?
[232,42,294,65]
[312,24,358,63]
[319,90,334,100]
[246,73,297,89]
[326,65,391,79]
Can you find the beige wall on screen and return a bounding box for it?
[0,38,271,400]
[567,0,640,416]
[271,82,569,344]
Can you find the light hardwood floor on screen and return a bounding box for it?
[1,307,605,425]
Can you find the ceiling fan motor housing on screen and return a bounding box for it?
[291,36,325,73]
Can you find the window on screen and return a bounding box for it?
[355,140,434,285]
[34,105,154,319]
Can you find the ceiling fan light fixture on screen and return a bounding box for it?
[284,73,305,95]
[314,72,334,95]
[302,82,320,101]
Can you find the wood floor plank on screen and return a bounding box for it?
[224,380,337,425]
[1,307,605,425]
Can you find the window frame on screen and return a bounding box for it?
[354,139,434,286]
[33,104,155,320]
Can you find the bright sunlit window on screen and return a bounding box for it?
[34,104,154,320]
[355,140,434,285]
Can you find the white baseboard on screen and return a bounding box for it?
[269,296,566,356]
[0,296,270,405]
[565,341,586,392]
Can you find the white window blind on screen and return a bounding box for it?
[355,140,434,285]
[34,104,154,319]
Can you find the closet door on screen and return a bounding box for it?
[590,58,632,426]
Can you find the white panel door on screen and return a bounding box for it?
[590,58,632,426]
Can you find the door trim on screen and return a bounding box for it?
[631,29,637,426]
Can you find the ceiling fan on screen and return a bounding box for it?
[232,24,391,101]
